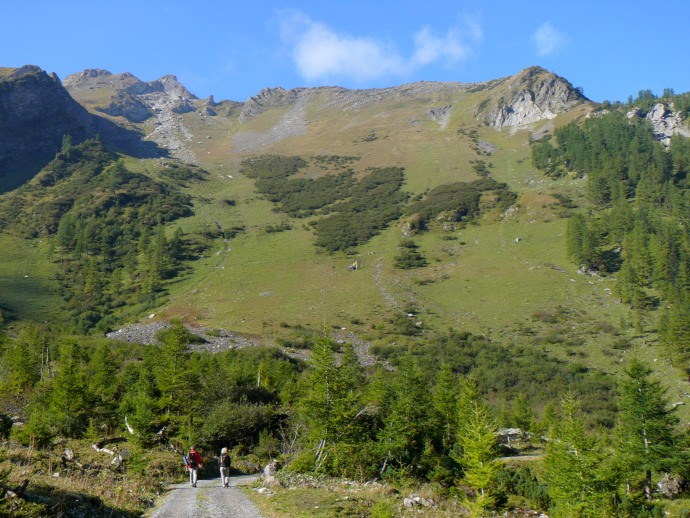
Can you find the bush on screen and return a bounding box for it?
[394,249,427,269]
[199,400,278,451]
[13,410,55,448]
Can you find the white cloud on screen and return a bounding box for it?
[533,22,566,57]
[279,11,481,83]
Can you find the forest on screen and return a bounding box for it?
[531,103,690,359]
[0,317,686,517]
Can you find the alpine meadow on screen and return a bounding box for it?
[3,62,690,517]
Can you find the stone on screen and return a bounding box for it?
[482,67,586,128]
[658,473,685,498]
[262,460,282,488]
[645,103,690,145]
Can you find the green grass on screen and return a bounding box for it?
[247,481,406,518]
[0,235,63,322]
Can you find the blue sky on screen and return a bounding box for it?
[2,0,689,104]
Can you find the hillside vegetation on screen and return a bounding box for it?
[2,66,690,516]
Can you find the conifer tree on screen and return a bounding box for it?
[299,335,365,471]
[454,400,500,517]
[377,355,429,474]
[299,335,337,467]
[156,319,191,418]
[542,393,613,517]
[615,358,680,500]
[50,340,89,437]
[88,343,119,430]
[456,375,480,445]
[432,363,459,450]
[2,326,43,397]
[511,393,534,431]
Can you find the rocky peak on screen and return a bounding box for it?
[158,75,196,100]
[7,64,47,80]
[0,65,95,186]
[0,65,164,188]
[65,69,198,122]
[63,69,140,92]
[479,66,587,128]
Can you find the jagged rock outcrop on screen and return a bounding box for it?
[199,95,218,116]
[65,69,202,162]
[239,81,464,122]
[239,86,305,121]
[64,69,198,121]
[0,66,99,187]
[427,105,452,128]
[0,65,163,189]
[644,103,690,144]
[480,66,587,128]
[62,69,140,91]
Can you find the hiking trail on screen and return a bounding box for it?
[146,474,263,518]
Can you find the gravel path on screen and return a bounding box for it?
[147,475,263,518]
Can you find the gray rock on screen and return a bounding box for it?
[262,460,282,488]
[481,67,586,128]
[658,473,685,498]
[645,103,690,145]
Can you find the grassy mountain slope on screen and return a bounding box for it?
[3,65,685,396]
[129,70,603,336]
[0,66,620,336]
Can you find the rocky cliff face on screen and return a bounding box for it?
[479,66,587,127]
[64,69,202,163]
[0,65,96,187]
[0,66,163,190]
[640,103,690,145]
[239,86,305,121]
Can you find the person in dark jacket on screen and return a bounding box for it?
[186,447,203,487]
[219,447,231,488]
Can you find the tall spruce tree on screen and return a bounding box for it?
[542,392,613,517]
[377,355,429,475]
[453,400,500,517]
[50,340,89,437]
[615,358,680,500]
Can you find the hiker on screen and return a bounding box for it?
[186,447,203,487]
[219,447,231,488]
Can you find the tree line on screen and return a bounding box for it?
[532,109,690,360]
[0,322,686,516]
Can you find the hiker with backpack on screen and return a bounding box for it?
[185,447,203,487]
[219,447,231,488]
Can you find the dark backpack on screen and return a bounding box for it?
[221,453,230,468]
[187,452,198,469]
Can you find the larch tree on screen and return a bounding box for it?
[614,358,680,501]
[542,392,614,517]
[454,400,500,517]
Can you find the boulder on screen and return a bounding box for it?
[262,460,282,488]
[658,473,685,498]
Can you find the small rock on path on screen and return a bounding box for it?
[146,475,263,518]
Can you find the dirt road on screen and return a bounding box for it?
[146,475,264,518]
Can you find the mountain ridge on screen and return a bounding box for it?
[0,65,164,191]
[2,62,689,340]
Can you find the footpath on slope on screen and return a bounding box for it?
[146,474,263,518]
